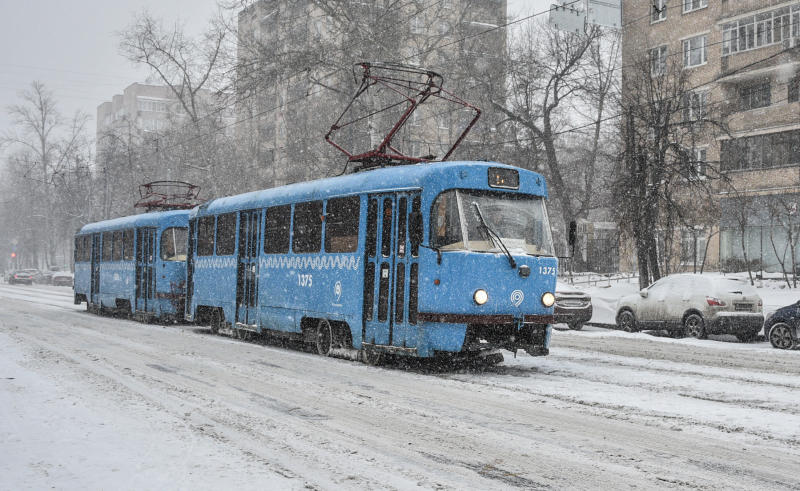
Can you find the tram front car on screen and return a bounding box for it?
[407,162,557,358]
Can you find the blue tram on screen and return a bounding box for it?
[185,161,557,361]
[74,210,190,321]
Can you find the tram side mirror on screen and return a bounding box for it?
[640,288,649,298]
[409,211,423,246]
[568,220,577,247]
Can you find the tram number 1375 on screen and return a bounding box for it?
[298,274,313,287]
[539,266,556,276]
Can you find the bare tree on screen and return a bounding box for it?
[488,20,604,229]
[1,81,93,268]
[616,46,726,288]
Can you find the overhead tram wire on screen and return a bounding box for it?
[133,0,583,163]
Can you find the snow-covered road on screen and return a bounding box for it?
[1,284,799,489]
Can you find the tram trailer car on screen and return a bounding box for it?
[74,210,190,321]
[185,161,558,360]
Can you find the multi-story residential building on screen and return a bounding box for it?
[236,0,508,188]
[96,83,234,146]
[622,0,800,273]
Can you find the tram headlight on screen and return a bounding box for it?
[473,289,489,305]
[541,292,555,308]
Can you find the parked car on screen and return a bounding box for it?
[51,271,74,287]
[7,269,40,285]
[763,301,800,350]
[615,274,764,341]
[554,281,593,330]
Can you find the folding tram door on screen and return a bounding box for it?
[362,192,420,350]
[236,210,262,328]
[90,233,101,305]
[135,228,156,313]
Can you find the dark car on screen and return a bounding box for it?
[8,269,39,285]
[554,281,593,330]
[764,301,800,350]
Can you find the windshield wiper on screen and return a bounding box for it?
[471,202,516,269]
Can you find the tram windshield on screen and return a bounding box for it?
[431,190,554,256]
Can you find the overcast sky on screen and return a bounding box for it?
[0,0,549,145]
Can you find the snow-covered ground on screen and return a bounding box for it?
[1,283,799,489]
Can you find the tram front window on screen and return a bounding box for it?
[431,190,554,256]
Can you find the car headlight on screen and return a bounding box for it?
[474,289,488,305]
[541,292,555,307]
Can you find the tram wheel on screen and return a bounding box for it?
[315,319,333,356]
[209,308,222,335]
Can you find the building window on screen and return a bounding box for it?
[722,5,800,56]
[682,0,706,14]
[739,81,771,111]
[681,229,707,266]
[651,0,667,23]
[650,45,667,74]
[682,91,707,122]
[789,75,800,103]
[691,147,707,179]
[410,17,425,34]
[720,129,800,172]
[682,34,707,68]
[137,98,169,113]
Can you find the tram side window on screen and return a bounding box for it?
[112,231,123,261]
[216,213,237,255]
[102,232,113,261]
[293,201,323,253]
[161,227,188,261]
[264,205,291,254]
[325,196,360,253]
[82,236,91,262]
[74,237,81,263]
[122,230,134,260]
[431,191,462,249]
[197,216,216,256]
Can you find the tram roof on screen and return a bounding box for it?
[196,161,546,217]
[78,209,190,235]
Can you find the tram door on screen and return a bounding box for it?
[236,210,261,326]
[90,233,101,304]
[135,228,156,312]
[363,192,420,348]
[185,219,196,317]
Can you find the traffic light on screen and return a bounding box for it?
[10,252,16,258]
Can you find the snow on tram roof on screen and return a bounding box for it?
[78,209,190,235]
[196,161,546,217]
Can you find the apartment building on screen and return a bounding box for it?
[622,0,800,273]
[236,0,508,188]
[96,83,234,148]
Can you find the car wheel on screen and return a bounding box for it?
[568,322,584,331]
[616,309,637,332]
[768,323,797,349]
[683,313,706,339]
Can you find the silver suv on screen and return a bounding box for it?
[616,275,764,341]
